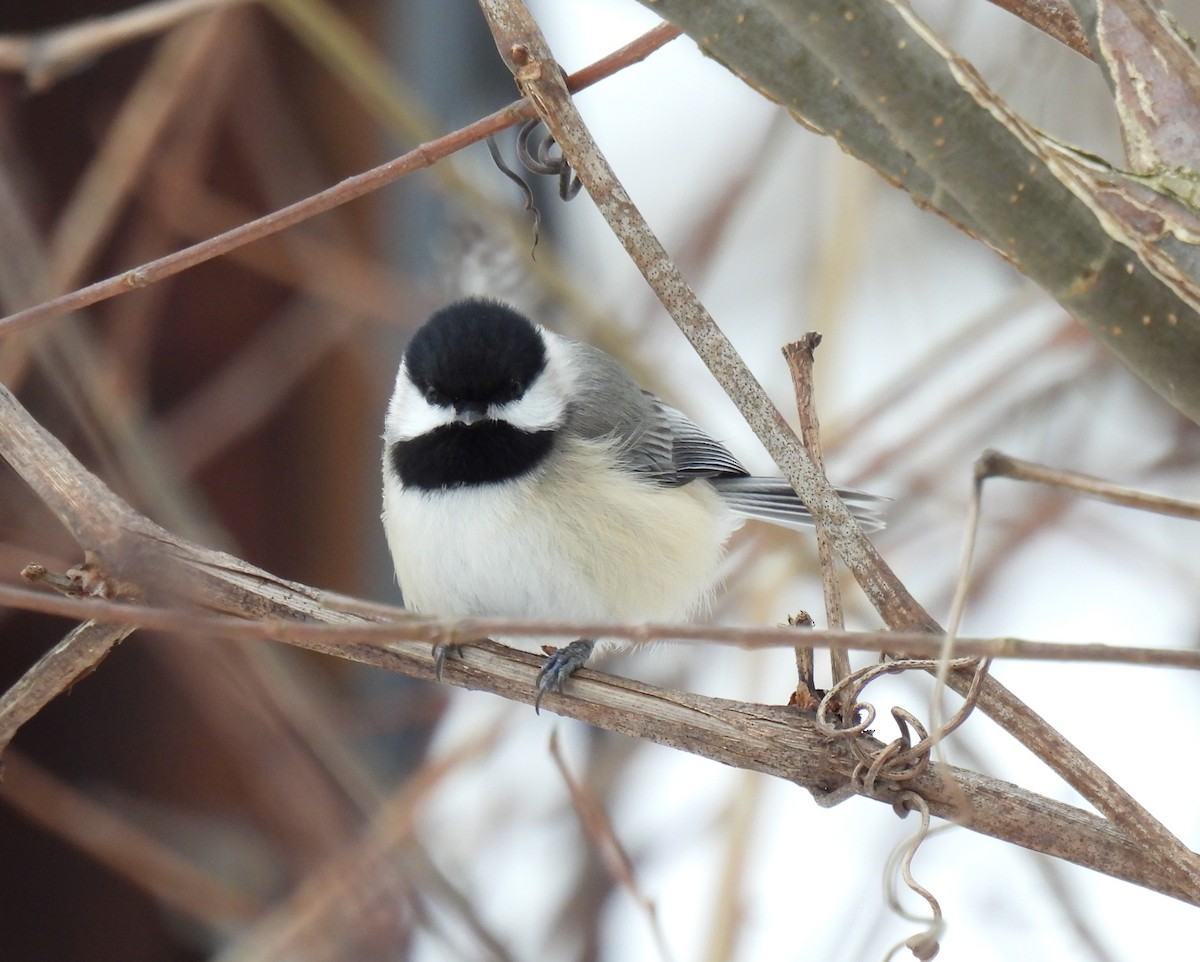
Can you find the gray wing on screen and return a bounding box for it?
[561,340,886,530]
[561,341,746,484]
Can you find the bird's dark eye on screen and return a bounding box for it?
[424,385,446,406]
[509,378,522,397]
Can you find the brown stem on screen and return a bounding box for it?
[783,335,851,704]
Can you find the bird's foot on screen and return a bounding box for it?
[432,642,465,680]
[534,639,595,714]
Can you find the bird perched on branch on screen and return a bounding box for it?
[382,298,883,710]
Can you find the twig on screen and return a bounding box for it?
[783,334,851,704]
[0,21,682,339]
[146,168,410,322]
[6,581,1200,670]
[782,337,819,703]
[978,449,1200,520]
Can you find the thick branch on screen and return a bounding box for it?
[7,588,1195,903]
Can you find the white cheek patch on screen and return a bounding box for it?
[490,373,564,431]
[384,362,455,441]
[490,331,571,431]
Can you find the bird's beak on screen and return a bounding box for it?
[454,405,487,426]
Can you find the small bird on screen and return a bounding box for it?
[382,298,883,710]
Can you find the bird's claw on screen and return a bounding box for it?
[533,639,595,714]
[432,642,464,680]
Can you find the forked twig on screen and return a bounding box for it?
[783,334,851,711]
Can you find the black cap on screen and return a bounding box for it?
[405,298,547,409]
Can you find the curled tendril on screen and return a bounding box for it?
[882,792,948,961]
[811,655,991,959]
[517,119,583,201]
[486,134,542,256]
[815,656,990,792]
[856,707,933,794]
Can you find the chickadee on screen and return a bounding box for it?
[382,298,882,709]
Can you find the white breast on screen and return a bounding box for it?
[382,438,740,625]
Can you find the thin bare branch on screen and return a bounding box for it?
[783,334,851,699]
[979,448,1200,520]
[8,580,1200,670]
